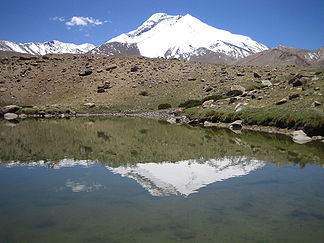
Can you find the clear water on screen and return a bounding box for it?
[0,118,323,243]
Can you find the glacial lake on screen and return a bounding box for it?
[0,117,323,243]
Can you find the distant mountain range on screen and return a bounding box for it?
[0,13,323,66]
[0,40,95,55]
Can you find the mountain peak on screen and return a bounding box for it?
[147,12,169,21]
[119,13,182,40]
[105,12,268,61]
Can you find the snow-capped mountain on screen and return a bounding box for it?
[91,13,268,63]
[0,40,95,55]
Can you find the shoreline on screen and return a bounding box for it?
[1,108,323,143]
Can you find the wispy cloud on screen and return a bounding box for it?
[50,16,65,22]
[66,16,104,27]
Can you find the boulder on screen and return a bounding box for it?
[79,70,92,76]
[188,77,197,81]
[288,93,300,100]
[230,120,243,129]
[226,85,245,97]
[106,64,117,71]
[251,93,259,99]
[187,119,200,125]
[175,116,189,124]
[3,105,20,113]
[292,130,312,144]
[253,72,262,78]
[288,74,309,87]
[4,113,18,120]
[103,81,111,89]
[97,87,105,93]
[130,66,139,72]
[312,136,323,141]
[98,81,111,90]
[229,97,238,104]
[166,118,177,124]
[139,91,149,96]
[227,90,243,97]
[312,101,321,107]
[204,86,213,92]
[276,98,287,105]
[230,85,246,93]
[261,80,272,87]
[84,103,96,108]
[292,79,303,87]
[235,103,248,112]
[204,121,215,127]
[202,99,214,108]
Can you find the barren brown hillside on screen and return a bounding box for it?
[1,52,322,112]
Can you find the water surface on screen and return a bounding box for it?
[0,118,323,242]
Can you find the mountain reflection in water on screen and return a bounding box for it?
[108,157,264,196]
[1,118,324,243]
[6,157,265,197]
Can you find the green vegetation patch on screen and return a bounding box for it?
[158,103,172,110]
[202,94,226,102]
[185,107,324,135]
[179,99,203,109]
[179,94,227,109]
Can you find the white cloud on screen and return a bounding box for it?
[50,16,65,22]
[65,16,103,27]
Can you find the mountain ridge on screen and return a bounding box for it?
[233,45,324,67]
[0,40,95,55]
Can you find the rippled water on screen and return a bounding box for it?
[0,118,323,242]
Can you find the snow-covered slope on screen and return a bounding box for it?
[0,40,95,55]
[92,13,268,63]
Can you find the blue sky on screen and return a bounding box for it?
[1,0,323,49]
